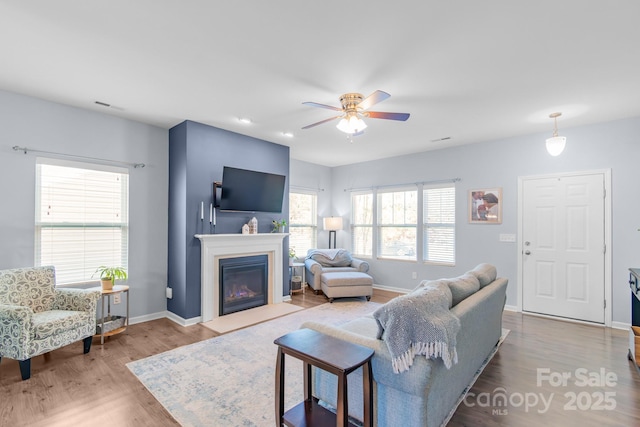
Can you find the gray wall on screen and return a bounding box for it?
[0,90,169,320]
[316,116,640,325]
[168,120,290,320]
[4,87,638,325]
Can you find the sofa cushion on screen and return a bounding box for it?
[412,280,453,308]
[448,273,480,306]
[307,249,353,267]
[31,310,89,340]
[469,263,497,288]
[0,266,56,313]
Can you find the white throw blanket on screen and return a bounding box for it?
[373,284,460,373]
[306,248,343,260]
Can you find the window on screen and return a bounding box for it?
[35,158,129,285]
[289,191,317,258]
[349,182,456,264]
[423,185,455,264]
[351,192,373,257]
[377,188,417,260]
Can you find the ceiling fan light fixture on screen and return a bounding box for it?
[336,114,367,134]
[545,112,566,156]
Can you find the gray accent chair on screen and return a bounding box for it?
[304,249,370,294]
[0,266,101,380]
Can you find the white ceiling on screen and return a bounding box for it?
[1,1,639,167]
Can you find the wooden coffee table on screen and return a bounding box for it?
[274,328,374,427]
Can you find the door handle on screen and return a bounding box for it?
[524,250,531,255]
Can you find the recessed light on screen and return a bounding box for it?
[238,117,252,124]
[282,132,294,138]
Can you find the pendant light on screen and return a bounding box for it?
[545,112,566,156]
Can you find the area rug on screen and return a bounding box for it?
[127,301,509,427]
[201,302,303,334]
[127,300,381,427]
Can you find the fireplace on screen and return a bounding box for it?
[219,255,268,315]
[195,233,287,322]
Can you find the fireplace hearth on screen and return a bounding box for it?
[219,255,268,316]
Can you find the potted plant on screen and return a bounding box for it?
[93,266,127,291]
[289,247,296,266]
[272,219,287,233]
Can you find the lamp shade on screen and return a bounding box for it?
[323,216,343,231]
[545,136,566,156]
[336,115,367,134]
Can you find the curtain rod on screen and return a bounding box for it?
[290,185,325,192]
[12,146,146,169]
[344,177,461,192]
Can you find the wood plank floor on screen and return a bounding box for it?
[1,288,638,426]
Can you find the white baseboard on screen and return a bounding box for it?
[129,311,167,325]
[611,321,631,331]
[373,284,409,294]
[504,304,518,312]
[164,311,202,327]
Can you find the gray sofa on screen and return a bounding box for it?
[304,249,370,293]
[301,264,508,427]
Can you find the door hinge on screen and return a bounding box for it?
[603,244,606,254]
[604,299,606,309]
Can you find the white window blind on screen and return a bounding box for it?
[377,188,417,260]
[289,191,317,258]
[351,192,373,257]
[423,184,455,264]
[35,158,129,285]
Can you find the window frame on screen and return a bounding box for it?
[288,189,318,259]
[35,158,130,286]
[376,186,418,261]
[350,191,374,258]
[422,183,456,265]
[349,182,456,265]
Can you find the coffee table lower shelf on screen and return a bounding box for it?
[283,399,359,427]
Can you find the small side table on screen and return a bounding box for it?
[274,328,374,427]
[290,262,305,295]
[90,285,130,345]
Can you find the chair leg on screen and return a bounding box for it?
[83,336,93,354]
[19,359,31,380]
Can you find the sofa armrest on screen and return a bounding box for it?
[0,304,33,360]
[304,259,323,290]
[53,288,101,314]
[301,320,434,397]
[350,258,369,273]
[0,303,32,323]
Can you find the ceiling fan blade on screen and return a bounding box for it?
[367,111,410,121]
[358,90,390,110]
[302,101,343,112]
[301,115,342,129]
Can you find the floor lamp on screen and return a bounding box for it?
[323,216,343,249]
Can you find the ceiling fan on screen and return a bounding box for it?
[301,90,410,135]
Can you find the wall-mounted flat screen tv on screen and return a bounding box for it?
[218,166,286,213]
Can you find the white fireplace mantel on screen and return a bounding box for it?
[195,233,287,322]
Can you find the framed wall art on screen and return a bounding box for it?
[469,188,502,224]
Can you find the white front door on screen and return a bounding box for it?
[521,173,605,323]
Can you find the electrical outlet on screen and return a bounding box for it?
[166,287,173,299]
[412,272,417,279]
[113,293,121,304]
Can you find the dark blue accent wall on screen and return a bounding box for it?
[168,120,290,320]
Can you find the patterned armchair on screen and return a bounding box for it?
[0,266,101,380]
